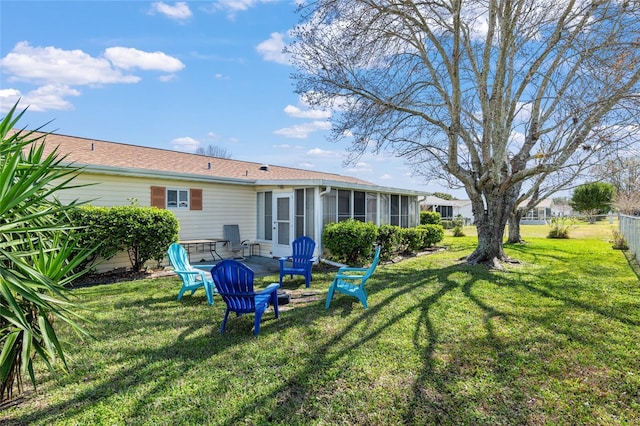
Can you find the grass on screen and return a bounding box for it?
[2,221,639,425]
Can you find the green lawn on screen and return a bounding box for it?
[2,222,639,425]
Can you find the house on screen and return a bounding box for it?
[32,132,427,272]
[520,198,555,224]
[421,195,473,224]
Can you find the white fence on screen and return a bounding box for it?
[619,215,640,261]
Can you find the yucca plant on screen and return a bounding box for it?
[0,104,96,402]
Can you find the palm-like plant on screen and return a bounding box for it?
[0,104,95,402]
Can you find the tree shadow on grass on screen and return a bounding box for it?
[5,254,639,425]
[208,262,541,425]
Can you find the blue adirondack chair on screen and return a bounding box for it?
[279,236,316,288]
[325,245,382,310]
[167,243,215,305]
[210,259,280,335]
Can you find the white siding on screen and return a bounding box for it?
[57,172,257,272]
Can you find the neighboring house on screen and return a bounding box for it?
[32,132,427,272]
[520,198,555,225]
[421,196,473,224]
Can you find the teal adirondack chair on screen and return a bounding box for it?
[279,236,316,288]
[167,243,215,305]
[325,245,381,310]
[210,259,280,336]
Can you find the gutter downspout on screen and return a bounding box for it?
[317,186,332,258]
[319,185,332,197]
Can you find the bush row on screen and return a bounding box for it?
[69,205,179,272]
[322,219,445,265]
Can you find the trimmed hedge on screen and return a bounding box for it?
[323,220,445,264]
[322,219,377,265]
[70,205,180,271]
[420,211,442,225]
[376,224,403,261]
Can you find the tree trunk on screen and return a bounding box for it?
[506,209,525,244]
[465,189,519,268]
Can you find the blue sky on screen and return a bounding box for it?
[0,0,457,195]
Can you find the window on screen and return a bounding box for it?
[379,194,390,225]
[295,189,305,238]
[167,189,189,208]
[390,194,400,225]
[323,189,337,225]
[366,192,377,223]
[353,191,366,222]
[257,191,273,240]
[338,190,351,222]
[305,188,315,238]
[294,188,315,239]
[436,205,453,219]
[150,186,201,210]
[400,195,409,227]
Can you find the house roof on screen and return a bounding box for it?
[422,195,471,207]
[22,131,426,195]
[519,198,554,209]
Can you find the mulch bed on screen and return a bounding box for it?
[69,268,174,288]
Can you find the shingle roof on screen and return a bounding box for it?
[26,131,375,186]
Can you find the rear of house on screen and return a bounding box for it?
[37,132,426,272]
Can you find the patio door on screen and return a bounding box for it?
[272,193,294,258]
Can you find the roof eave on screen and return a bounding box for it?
[256,179,429,196]
[74,164,256,186]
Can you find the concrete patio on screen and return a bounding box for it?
[192,255,281,278]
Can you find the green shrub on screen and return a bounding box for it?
[376,224,403,261]
[611,229,629,250]
[397,225,445,254]
[420,211,442,225]
[323,219,377,265]
[70,205,180,271]
[418,224,445,247]
[442,218,463,229]
[400,227,423,253]
[547,217,575,239]
[452,224,465,237]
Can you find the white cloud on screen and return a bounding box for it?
[306,147,341,158]
[283,104,330,119]
[159,74,177,82]
[0,42,185,111]
[0,89,22,112]
[256,32,290,65]
[1,42,139,86]
[104,47,184,72]
[299,162,315,168]
[150,2,192,21]
[0,84,80,112]
[171,136,200,152]
[346,162,373,174]
[274,121,331,139]
[208,0,277,19]
[379,174,394,180]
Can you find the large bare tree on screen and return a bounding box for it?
[593,155,640,214]
[288,0,640,267]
